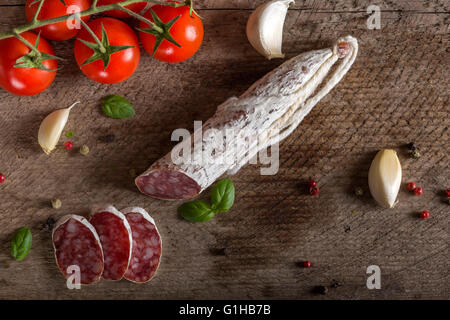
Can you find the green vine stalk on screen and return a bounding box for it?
[0,0,191,46]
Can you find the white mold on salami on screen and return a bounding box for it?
[136,36,359,200]
[90,205,133,281]
[52,214,104,285]
[122,207,162,283]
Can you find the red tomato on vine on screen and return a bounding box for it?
[0,32,58,96]
[97,0,148,19]
[138,2,204,63]
[25,0,92,41]
[74,17,140,84]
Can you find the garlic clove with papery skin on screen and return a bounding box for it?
[246,0,294,60]
[38,101,79,155]
[368,149,402,208]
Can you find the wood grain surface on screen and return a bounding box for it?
[0,0,448,300]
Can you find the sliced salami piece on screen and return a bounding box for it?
[122,207,162,283]
[90,205,132,281]
[52,215,104,285]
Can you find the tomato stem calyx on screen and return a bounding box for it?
[78,23,135,70]
[137,9,182,56]
[14,32,63,71]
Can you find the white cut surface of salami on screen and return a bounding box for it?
[122,207,162,283]
[52,215,104,285]
[90,205,132,281]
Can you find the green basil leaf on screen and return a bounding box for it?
[210,178,235,213]
[101,95,135,119]
[65,131,74,138]
[11,227,32,261]
[179,200,215,222]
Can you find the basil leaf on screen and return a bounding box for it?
[65,131,74,137]
[179,201,215,222]
[11,227,32,261]
[101,95,135,119]
[210,178,235,213]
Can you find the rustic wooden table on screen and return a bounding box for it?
[0,0,448,300]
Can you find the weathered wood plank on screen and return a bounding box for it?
[0,2,448,300]
[1,0,449,11]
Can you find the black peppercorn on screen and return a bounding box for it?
[407,142,417,150]
[42,217,56,231]
[312,285,328,295]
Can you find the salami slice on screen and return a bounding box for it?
[135,36,358,200]
[90,205,132,281]
[52,215,104,285]
[122,207,162,283]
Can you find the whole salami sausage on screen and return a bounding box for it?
[135,36,358,200]
[90,205,132,281]
[52,215,104,285]
[122,207,162,283]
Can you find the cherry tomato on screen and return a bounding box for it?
[74,17,140,84]
[0,32,57,96]
[25,0,92,41]
[139,2,204,63]
[97,0,148,19]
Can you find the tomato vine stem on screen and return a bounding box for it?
[32,0,46,23]
[14,32,41,56]
[0,0,180,41]
[116,4,164,34]
[77,16,106,53]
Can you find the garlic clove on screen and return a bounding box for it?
[38,101,79,155]
[246,0,294,60]
[368,149,402,208]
